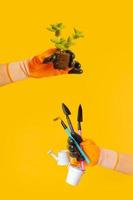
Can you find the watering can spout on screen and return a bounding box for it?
[48,150,58,161]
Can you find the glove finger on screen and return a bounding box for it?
[72,133,83,144]
[71,61,81,69]
[43,54,57,64]
[37,48,57,63]
[68,68,83,74]
[70,152,79,159]
[70,151,85,161]
[68,143,85,161]
[68,144,75,152]
[67,135,82,146]
[72,147,85,161]
[77,155,85,161]
[74,61,81,69]
[67,138,75,145]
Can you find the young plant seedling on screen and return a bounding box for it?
[44,23,84,72]
[47,23,84,50]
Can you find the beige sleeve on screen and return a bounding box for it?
[115,153,133,175]
[0,60,30,87]
[98,149,133,175]
[0,64,12,86]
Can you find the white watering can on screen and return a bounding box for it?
[48,149,70,166]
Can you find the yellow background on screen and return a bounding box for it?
[0,0,133,199]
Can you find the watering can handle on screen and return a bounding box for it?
[48,150,58,161]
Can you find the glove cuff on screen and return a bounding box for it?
[6,59,30,82]
[97,148,119,169]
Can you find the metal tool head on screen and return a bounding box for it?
[62,103,71,116]
[77,104,83,122]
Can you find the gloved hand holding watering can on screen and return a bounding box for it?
[61,103,97,186]
[49,103,133,186]
[67,106,133,179]
[48,103,93,186]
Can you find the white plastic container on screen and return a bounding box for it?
[66,165,83,186]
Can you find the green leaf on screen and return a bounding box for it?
[73,28,84,39]
[47,27,55,32]
[51,24,57,30]
[50,38,60,44]
[55,30,60,37]
[47,23,65,37]
[74,28,78,33]
[67,36,74,44]
[57,23,65,29]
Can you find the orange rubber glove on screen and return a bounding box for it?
[80,139,100,166]
[68,137,100,167]
[0,48,83,86]
[28,48,83,78]
[69,139,133,174]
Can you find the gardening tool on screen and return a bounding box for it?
[54,117,90,164]
[62,103,75,134]
[77,104,85,170]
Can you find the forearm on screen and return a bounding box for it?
[98,148,133,175]
[115,153,133,175]
[0,64,11,86]
[0,59,30,86]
